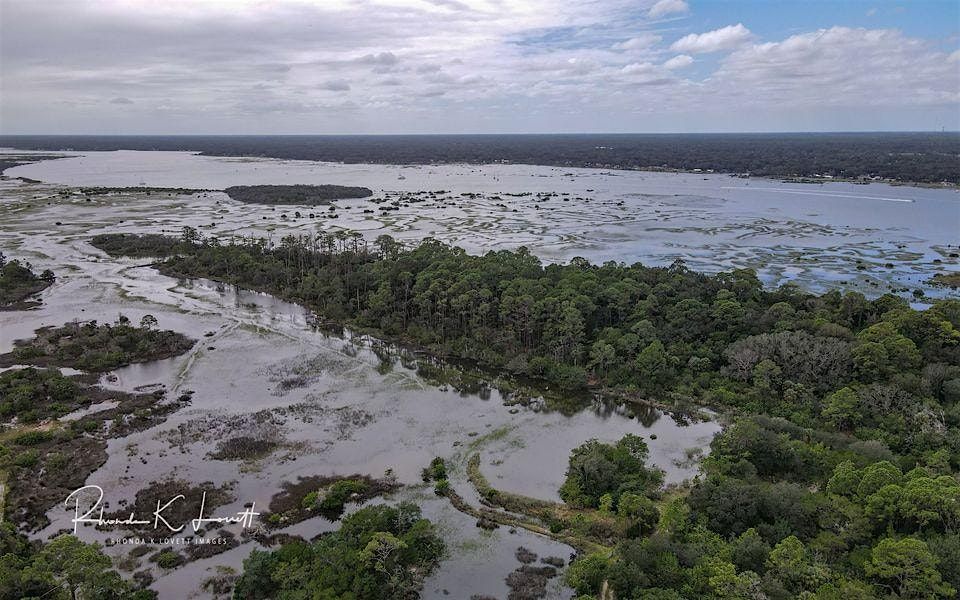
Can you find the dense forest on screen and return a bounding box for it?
[224,184,373,205]
[562,417,960,598]
[89,229,960,598]
[3,133,958,183]
[233,503,444,599]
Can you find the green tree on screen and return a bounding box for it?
[866,537,954,599]
[822,387,862,431]
[857,461,903,499]
[827,461,862,496]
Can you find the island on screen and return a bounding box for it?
[224,184,374,205]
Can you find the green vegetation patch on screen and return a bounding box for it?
[931,271,960,288]
[0,252,53,309]
[0,367,85,423]
[261,474,400,528]
[0,315,195,372]
[0,522,155,599]
[233,502,443,600]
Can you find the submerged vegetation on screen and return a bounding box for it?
[0,315,195,372]
[0,366,192,531]
[262,474,400,527]
[0,252,53,309]
[224,184,374,205]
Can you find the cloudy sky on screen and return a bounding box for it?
[1,0,958,134]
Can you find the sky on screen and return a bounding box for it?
[0,0,958,134]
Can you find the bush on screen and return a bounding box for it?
[12,430,55,446]
[13,449,40,467]
[559,434,664,508]
[317,479,369,517]
[301,491,319,510]
[422,457,447,482]
[153,549,183,570]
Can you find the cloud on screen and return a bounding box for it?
[0,1,956,133]
[357,52,399,67]
[662,54,693,69]
[648,0,689,19]
[714,27,959,107]
[109,96,134,104]
[613,33,662,51]
[621,62,656,75]
[671,23,752,53]
[319,79,351,91]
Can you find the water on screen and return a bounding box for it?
[5,149,959,297]
[0,154,730,598]
[1,148,955,598]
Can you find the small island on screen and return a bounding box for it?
[0,253,54,310]
[0,316,195,372]
[224,184,373,205]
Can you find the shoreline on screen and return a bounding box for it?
[2,146,958,190]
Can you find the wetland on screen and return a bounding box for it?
[0,148,958,599]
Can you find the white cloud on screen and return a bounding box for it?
[713,27,960,107]
[614,33,663,50]
[648,0,689,19]
[621,62,656,75]
[670,23,752,53]
[662,54,693,69]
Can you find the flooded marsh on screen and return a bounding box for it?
[1,149,957,599]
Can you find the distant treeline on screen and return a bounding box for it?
[2,133,958,183]
[224,184,373,205]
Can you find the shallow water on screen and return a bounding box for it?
[0,167,721,599]
[5,149,959,297]
[1,148,954,598]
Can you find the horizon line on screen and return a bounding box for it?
[1,130,959,137]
